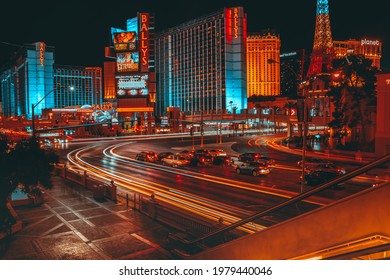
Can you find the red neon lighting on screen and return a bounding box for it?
[139,13,149,72]
[225,8,232,43]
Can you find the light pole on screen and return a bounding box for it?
[31,86,74,138]
[268,58,314,193]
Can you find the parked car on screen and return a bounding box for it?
[157,151,174,162]
[235,161,270,176]
[135,151,158,162]
[161,154,190,167]
[301,169,341,186]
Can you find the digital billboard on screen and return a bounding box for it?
[116,74,149,97]
[113,32,137,51]
[116,52,139,72]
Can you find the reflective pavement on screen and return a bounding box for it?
[0,176,177,260]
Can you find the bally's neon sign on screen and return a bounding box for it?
[233,8,239,39]
[39,42,45,66]
[140,13,149,72]
[361,39,380,46]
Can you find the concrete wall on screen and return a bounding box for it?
[192,183,390,259]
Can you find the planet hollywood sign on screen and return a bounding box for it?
[361,39,380,46]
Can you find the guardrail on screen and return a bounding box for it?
[53,164,221,238]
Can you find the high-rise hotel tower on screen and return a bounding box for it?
[155,7,247,116]
[247,31,281,97]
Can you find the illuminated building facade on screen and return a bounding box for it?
[0,42,55,117]
[0,42,102,118]
[247,31,280,97]
[155,7,247,116]
[333,38,382,69]
[105,13,156,126]
[54,65,102,108]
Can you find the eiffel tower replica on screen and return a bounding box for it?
[307,0,335,77]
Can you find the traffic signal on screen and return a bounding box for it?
[190,127,193,136]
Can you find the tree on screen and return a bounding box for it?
[0,137,58,229]
[327,54,378,150]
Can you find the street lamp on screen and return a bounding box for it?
[31,86,74,138]
[268,58,314,193]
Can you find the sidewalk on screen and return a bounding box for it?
[0,176,177,260]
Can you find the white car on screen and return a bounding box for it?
[161,155,190,167]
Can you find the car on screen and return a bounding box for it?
[235,161,270,176]
[297,157,333,168]
[135,151,158,162]
[194,149,209,155]
[189,153,213,166]
[301,169,341,186]
[238,152,263,162]
[208,149,227,157]
[157,151,174,162]
[212,155,232,166]
[256,156,276,167]
[314,163,346,175]
[161,154,190,167]
[178,150,193,158]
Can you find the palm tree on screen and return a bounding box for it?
[327,54,378,151]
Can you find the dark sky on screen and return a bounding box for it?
[1,0,389,69]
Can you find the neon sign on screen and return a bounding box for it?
[361,39,380,46]
[39,42,45,66]
[233,8,239,39]
[139,13,149,72]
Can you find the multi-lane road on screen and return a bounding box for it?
[61,134,385,233]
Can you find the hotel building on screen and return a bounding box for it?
[0,42,102,118]
[54,65,102,108]
[333,38,382,69]
[247,31,281,97]
[155,7,247,116]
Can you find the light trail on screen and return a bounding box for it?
[107,142,328,206]
[67,146,265,233]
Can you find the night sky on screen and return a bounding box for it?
[1,0,389,70]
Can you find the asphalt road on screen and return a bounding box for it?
[56,134,382,230]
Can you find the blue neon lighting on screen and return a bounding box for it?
[316,0,329,15]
